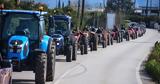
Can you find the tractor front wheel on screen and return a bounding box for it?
[35,53,47,84]
[72,44,77,60]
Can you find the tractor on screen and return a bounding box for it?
[76,28,89,55]
[88,27,98,51]
[96,28,108,48]
[0,10,56,84]
[48,15,77,62]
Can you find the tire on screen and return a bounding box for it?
[107,35,110,45]
[126,34,129,41]
[84,44,88,54]
[90,42,93,51]
[116,36,119,43]
[107,38,110,45]
[120,33,123,42]
[72,44,77,60]
[66,45,72,62]
[93,35,98,51]
[35,53,47,84]
[93,40,97,51]
[46,40,55,82]
[102,40,106,48]
[111,36,113,45]
[80,45,84,55]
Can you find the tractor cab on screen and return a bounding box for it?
[0,10,48,60]
[48,15,73,37]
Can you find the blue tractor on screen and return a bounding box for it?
[48,15,77,62]
[0,10,56,84]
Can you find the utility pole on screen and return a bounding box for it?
[103,0,106,8]
[58,0,61,8]
[80,0,85,29]
[77,0,81,30]
[134,0,136,9]
[146,0,149,16]
[56,0,57,8]
[77,0,80,18]
[159,0,160,16]
[68,0,71,7]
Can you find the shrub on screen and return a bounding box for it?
[145,60,160,82]
[145,42,160,83]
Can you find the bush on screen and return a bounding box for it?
[148,42,160,62]
[145,60,160,82]
[145,41,160,83]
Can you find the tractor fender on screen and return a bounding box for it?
[40,35,52,53]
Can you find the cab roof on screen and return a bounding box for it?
[53,15,71,20]
[2,10,47,15]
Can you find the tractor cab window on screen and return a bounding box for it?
[54,20,68,33]
[2,14,39,40]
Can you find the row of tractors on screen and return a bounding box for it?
[0,9,146,84]
[48,15,146,63]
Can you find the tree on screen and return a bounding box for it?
[106,0,134,14]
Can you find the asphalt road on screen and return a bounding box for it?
[12,29,160,84]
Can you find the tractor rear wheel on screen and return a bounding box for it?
[80,45,84,55]
[102,40,107,48]
[126,34,129,41]
[93,35,98,51]
[46,41,55,81]
[90,42,93,51]
[111,36,113,45]
[66,45,72,62]
[35,53,47,84]
[84,44,88,54]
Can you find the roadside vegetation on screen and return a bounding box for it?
[145,41,160,83]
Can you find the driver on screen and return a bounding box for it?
[16,20,30,36]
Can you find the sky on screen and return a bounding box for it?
[35,0,159,8]
[35,0,104,8]
[135,0,159,8]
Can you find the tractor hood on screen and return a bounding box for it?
[51,34,64,41]
[7,36,29,60]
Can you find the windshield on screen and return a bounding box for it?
[2,13,38,40]
[54,20,68,33]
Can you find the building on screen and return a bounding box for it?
[134,0,160,16]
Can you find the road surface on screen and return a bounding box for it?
[13,29,160,84]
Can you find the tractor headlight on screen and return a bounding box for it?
[9,48,13,52]
[57,43,60,45]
